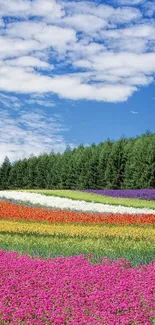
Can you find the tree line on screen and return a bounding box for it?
[0,131,155,190]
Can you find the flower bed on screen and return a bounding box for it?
[82,189,155,200]
[0,251,154,325]
[0,201,155,225]
[1,191,155,214]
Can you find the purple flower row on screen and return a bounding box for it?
[83,189,155,200]
[0,250,154,325]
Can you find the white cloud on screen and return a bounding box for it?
[5,56,51,69]
[0,0,31,16]
[100,24,155,53]
[0,108,71,163]
[6,21,44,39]
[0,65,136,101]
[127,74,153,85]
[36,25,76,50]
[0,0,154,162]
[101,24,155,40]
[130,110,138,114]
[63,14,106,33]
[0,37,43,60]
[0,0,64,20]
[107,38,148,53]
[0,93,21,108]
[5,21,76,52]
[76,51,155,76]
[26,99,55,107]
[144,1,155,16]
[0,18,4,27]
[31,0,64,20]
[0,0,153,103]
[64,1,142,22]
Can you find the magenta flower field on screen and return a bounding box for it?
[0,250,155,325]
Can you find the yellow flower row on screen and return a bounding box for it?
[0,220,154,241]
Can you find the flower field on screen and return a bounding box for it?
[1,190,155,212]
[16,189,155,210]
[0,251,155,325]
[0,190,155,324]
[82,189,155,200]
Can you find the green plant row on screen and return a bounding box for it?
[0,232,154,266]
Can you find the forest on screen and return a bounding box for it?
[0,131,155,190]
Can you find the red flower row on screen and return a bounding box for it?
[0,201,155,225]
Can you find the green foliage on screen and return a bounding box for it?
[105,137,127,189]
[35,154,49,189]
[26,156,38,189]
[1,132,155,190]
[0,156,11,189]
[0,233,154,265]
[97,140,113,188]
[124,134,155,189]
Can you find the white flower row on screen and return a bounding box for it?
[0,190,155,215]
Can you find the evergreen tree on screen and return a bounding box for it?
[105,137,127,189]
[124,135,152,189]
[0,156,11,189]
[65,145,72,153]
[46,153,56,189]
[51,154,63,189]
[35,154,49,189]
[1,132,155,190]
[8,163,18,189]
[147,136,155,188]
[65,148,79,189]
[122,139,135,188]
[77,147,92,189]
[86,145,100,189]
[26,157,38,189]
[97,140,113,188]
[61,149,72,189]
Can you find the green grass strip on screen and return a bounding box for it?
[0,232,154,266]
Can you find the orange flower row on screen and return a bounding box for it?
[0,200,155,225]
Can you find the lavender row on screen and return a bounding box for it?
[82,189,155,200]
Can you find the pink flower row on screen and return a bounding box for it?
[0,250,154,325]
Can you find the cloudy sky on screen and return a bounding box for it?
[0,0,155,163]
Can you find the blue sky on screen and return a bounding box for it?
[0,0,155,163]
